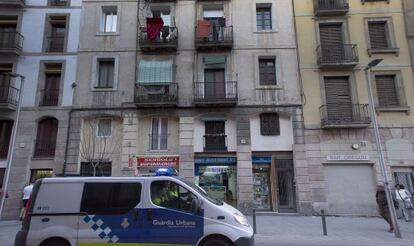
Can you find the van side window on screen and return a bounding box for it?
[151,181,198,214]
[81,182,141,214]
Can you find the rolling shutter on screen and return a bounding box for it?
[368,22,388,49]
[375,75,399,107]
[138,59,173,84]
[319,23,345,61]
[324,77,353,121]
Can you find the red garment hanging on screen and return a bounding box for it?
[146,17,164,40]
[197,20,210,38]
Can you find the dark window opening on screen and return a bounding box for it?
[260,113,280,136]
[34,118,58,158]
[0,120,13,159]
[259,58,276,85]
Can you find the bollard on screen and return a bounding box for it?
[253,209,257,234]
[321,209,327,236]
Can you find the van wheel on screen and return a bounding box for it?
[40,238,70,246]
[201,237,233,246]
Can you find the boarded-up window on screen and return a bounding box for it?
[375,75,399,107]
[260,113,280,136]
[259,58,276,85]
[368,22,388,49]
[97,59,115,88]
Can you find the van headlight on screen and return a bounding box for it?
[233,213,249,226]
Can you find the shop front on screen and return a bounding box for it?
[252,154,296,212]
[194,156,237,206]
[129,156,179,176]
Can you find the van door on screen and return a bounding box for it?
[142,180,204,245]
[78,182,144,245]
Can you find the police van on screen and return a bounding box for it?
[15,176,254,246]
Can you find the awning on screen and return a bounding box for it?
[138,59,173,84]
[203,56,226,65]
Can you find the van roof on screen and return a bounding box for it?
[40,176,181,183]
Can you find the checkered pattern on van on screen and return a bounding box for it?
[83,215,119,243]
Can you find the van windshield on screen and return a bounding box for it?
[177,177,223,206]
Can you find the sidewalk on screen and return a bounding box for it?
[250,215,414,246]
[1,216,414,246]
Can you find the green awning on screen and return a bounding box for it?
[138,59,173,84]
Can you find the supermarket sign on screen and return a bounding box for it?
[132,156,179,167]
[326,155,370,161]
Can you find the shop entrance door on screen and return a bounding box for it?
[275,159,296,212]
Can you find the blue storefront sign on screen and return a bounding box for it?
[194,157,237,166]
[252,156,272,164]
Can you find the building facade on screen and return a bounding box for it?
[1,0,81,219]
[66,0,305,214]
[294,0,414,216]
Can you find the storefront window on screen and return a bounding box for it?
[195,165,237,206]
[253,164,271,210]
[30,169,53,182]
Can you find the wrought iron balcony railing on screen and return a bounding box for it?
[46,35,65,52]
[0,31,23,54]
[135,83,178,107]
[314,0,349,16]
[34,141,56,158]
[195,25,233,50]
[139,26,178,51]
[204,134,227,152]
[49,0,68,6]
[194,81,237,105]
[40,89,59,106]
[320,104,371,128]
[0,76,19,109]
[317,44,358,67]
[0,0,25,8]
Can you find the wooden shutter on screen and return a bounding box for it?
[324,77,353,121]
[319,23,345,60]
[35,118,58,157]
[375,75,399,107]
[368,22,388,49]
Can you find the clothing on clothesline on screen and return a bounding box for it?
[146,17,164,40]
[197,20,210,38]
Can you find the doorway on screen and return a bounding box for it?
[275,159,297,212]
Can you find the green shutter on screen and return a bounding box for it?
[138,59,173,84]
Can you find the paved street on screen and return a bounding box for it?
[1,216,414,246]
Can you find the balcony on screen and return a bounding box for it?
[195,24,233,51]
[0,0,25,8]
[46,35,65,53]
[194,81,237,106]
[139,26,178,52]
[34,141,55,158]
[40,89,59,106]
[204,134,227,152]
[320,104,371,128]
[314,0,349,16]
[49,0,69,6]
[0,31,23,56]
[135,83,178,107]
[317,44,358,68]
[0,79,19,110]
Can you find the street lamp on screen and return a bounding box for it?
[0,73,25,219]
[364,59,401,238]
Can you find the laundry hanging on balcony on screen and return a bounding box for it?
[146,17,164,40]
[197,20,210,38]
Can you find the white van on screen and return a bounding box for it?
[15,176,253,246]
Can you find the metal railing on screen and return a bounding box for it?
[317,44,358,65]
[34,141,56,158]
[194,81,237,103]
[0,31,23,51]
[195,25,233,46]
[320,104,371,127]
[315,0,349,13]
[139,26,178,48]
[149,134,169,151]
[46,35,65,52]
[135,83,178,105]
[40,89,59,106]
[0,0,25,7]
[204,134,228,152]
[49,0,68,6]
[0,83,19,106]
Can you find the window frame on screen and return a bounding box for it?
[364,17,399,55]
[43,14,70,53]
[96,59,115,89]
[150,117,168,151]
[370,70,409,113]
[99,6,119,35]
[255,4,272,31]
[97,118,112,138]
[258,58,277,86]
[91,55,119,91]
[260,113,280,136]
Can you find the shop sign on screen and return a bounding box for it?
[194,157,237,165]
[129,156,179,167]
[252,156,272,164]
[326,155,370,161]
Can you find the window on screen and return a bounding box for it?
[80,162,112,177]
[46,16,67,52]
[102,6,117,33]
[260,113,280,136]
[368,21,388,49]
[97,119,112,137]
[204,121,226,151]
[259,58,276,85]
[151,118,168,150]
[81,182,141,214]
[34,118,58,158]
[41,64,61,106]
[256,4,272,31]
[96,59,115,88]
[151,181,199,214]
[375,75,400,107]
[48,0,69,7]
[0,120,13,159]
